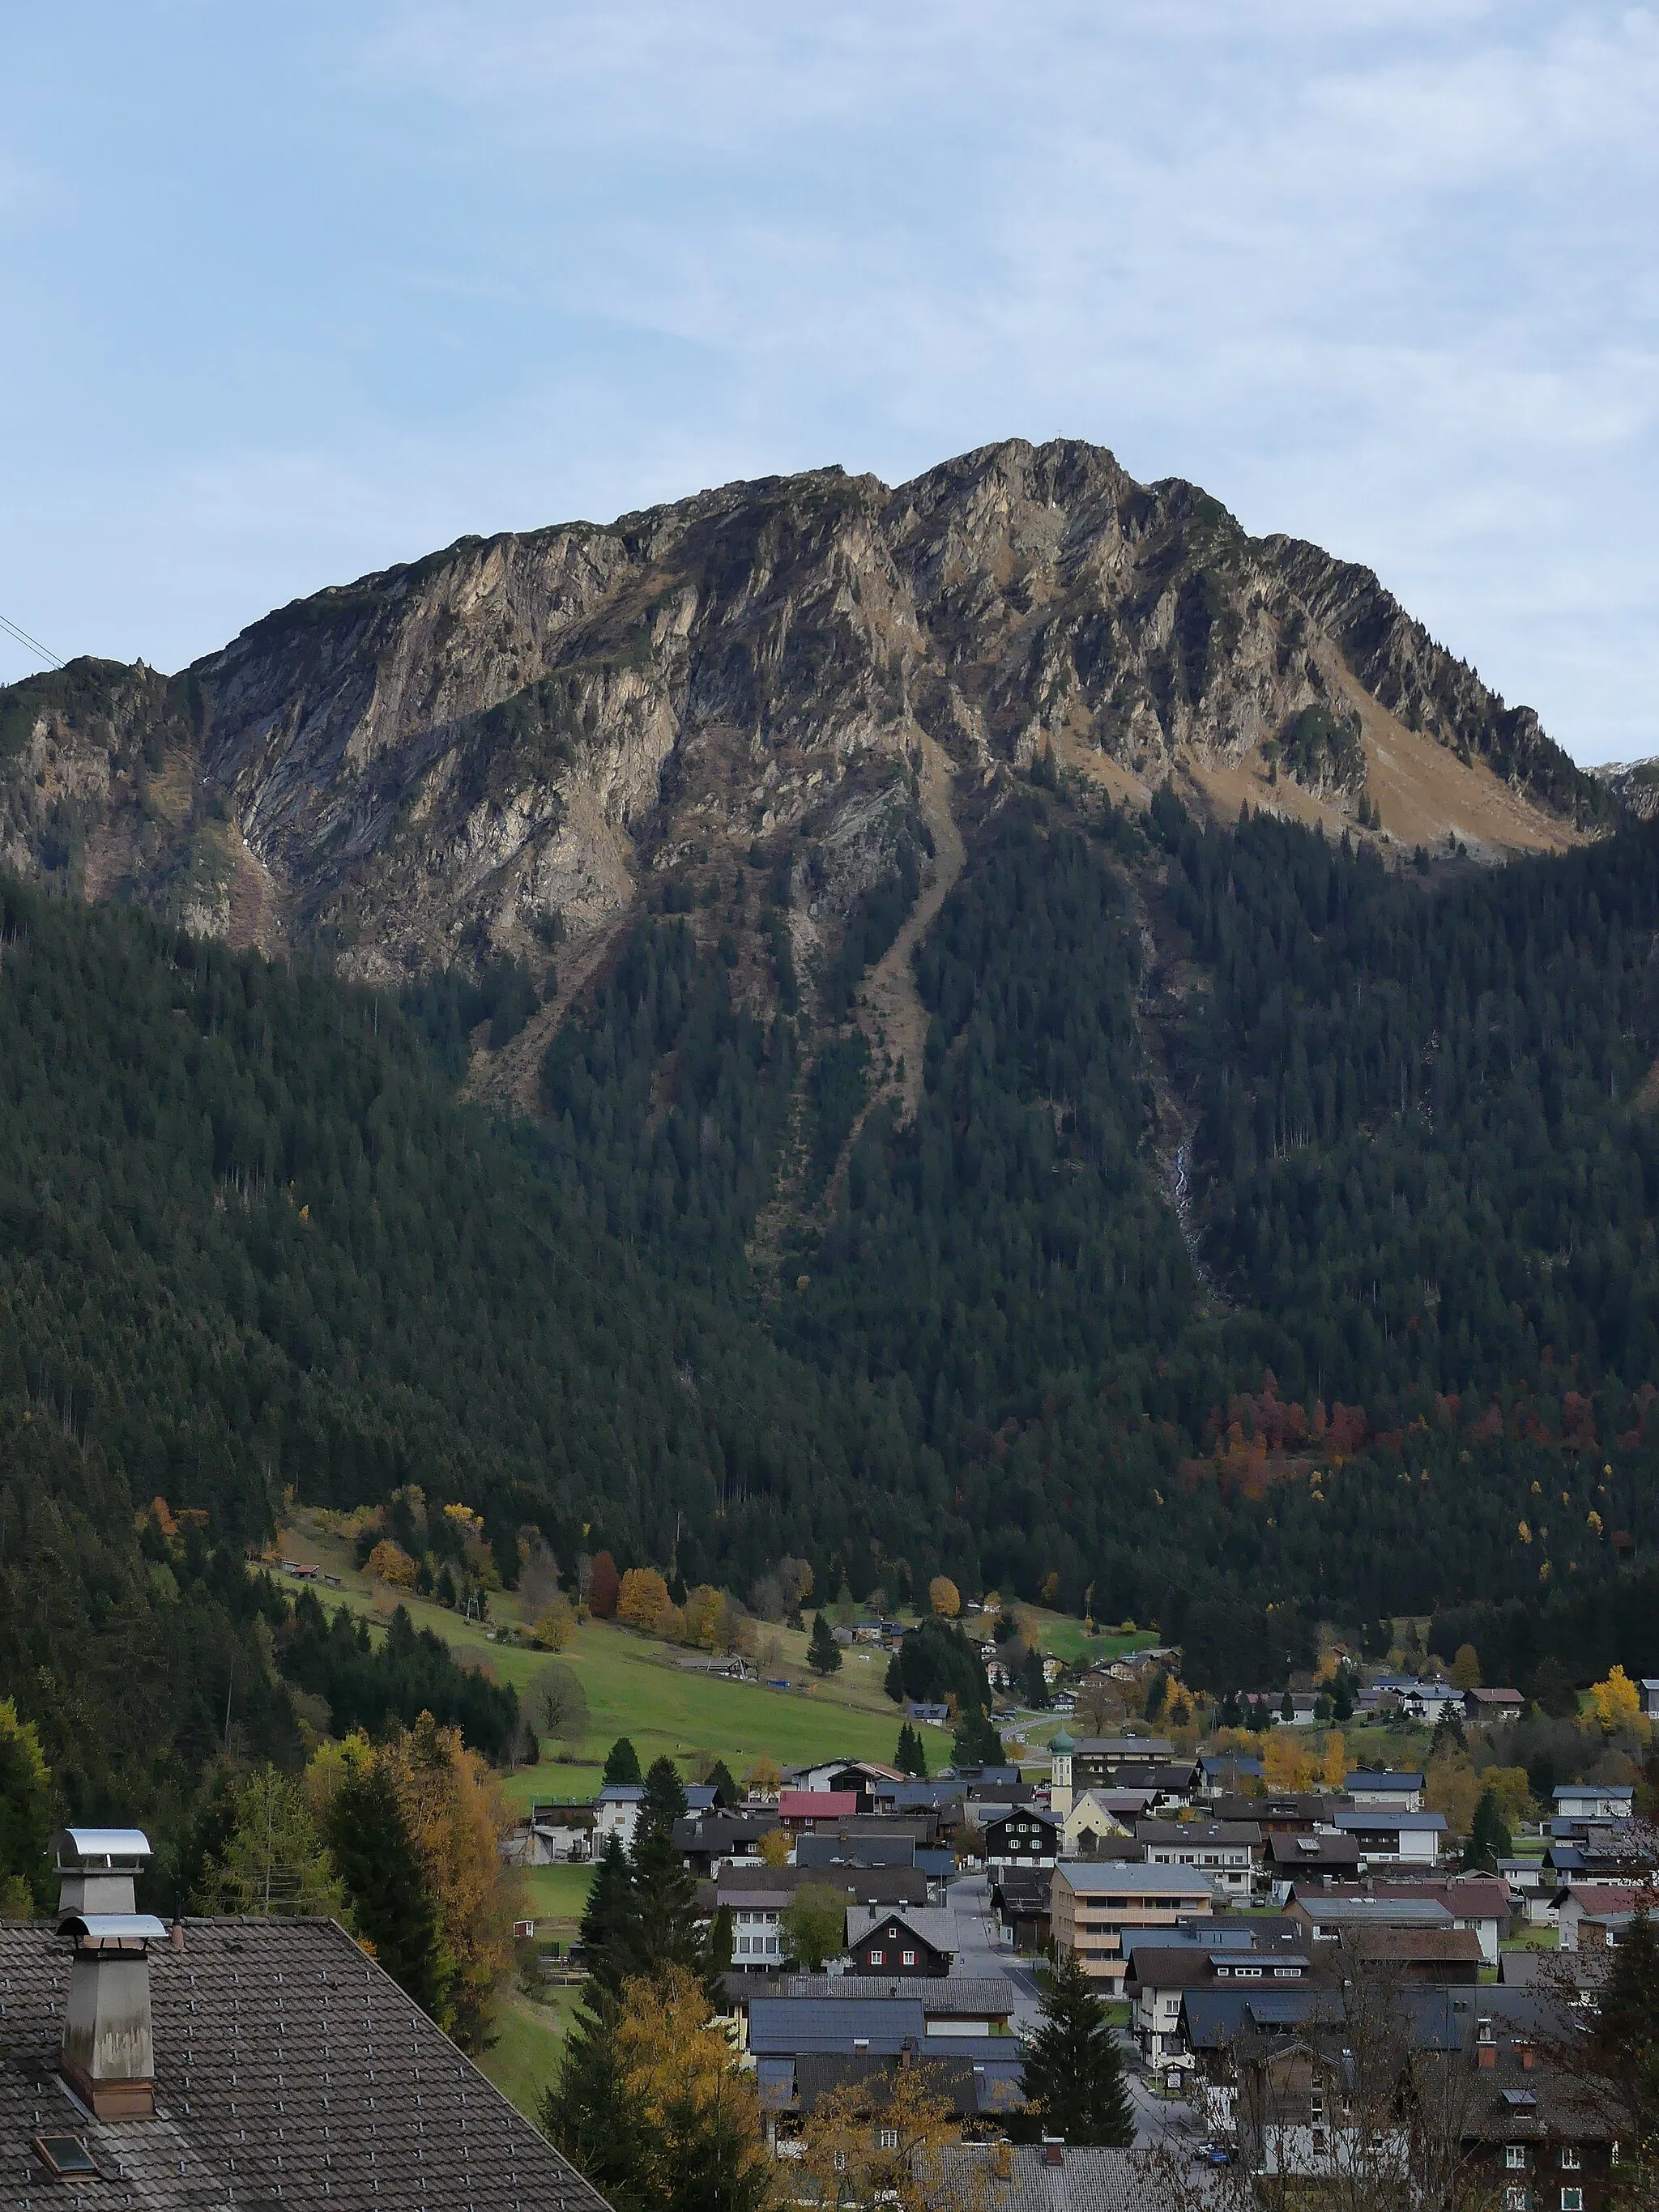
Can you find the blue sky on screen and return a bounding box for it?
[2,2,1654,762]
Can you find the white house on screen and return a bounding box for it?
[1554,1784,1636,1822]
[719,1886,787,1967]
[1330,1809,1446,1868]
[1641,1678,1659,1722]
[594,1781,645,1848]
[1343,1771,1425,1813]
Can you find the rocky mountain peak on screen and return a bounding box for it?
[0,438,1613,1029]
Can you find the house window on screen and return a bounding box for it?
[902,1950,917,1967]
[876,2130,898,2150]
[1560,2193,1583,2212]
[1507,2148,1529,2171]
[1560,2151,1582,2172]
[869,1950,885,1966]
[1503,2191,1529,2212]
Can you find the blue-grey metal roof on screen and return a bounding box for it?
[749,1998,927,2054]
[1300,1897,1452,1925]
[1553,1784,1631,1801]
[1243,1993,1318,2023]
[1345,1772,1424,1790]
[915,1848,957,1877]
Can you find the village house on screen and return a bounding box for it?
[1050,1861,1217,1990]
[983,1806,1060,1871]
[1464,1686,1525,1724]
[1329,1807,1446,1868]
[1135,1819,1260,1899]
[845,1905,958,1976]
[1345,1769,1425,1812]
[594,1779,645,1848]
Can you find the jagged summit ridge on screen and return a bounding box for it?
[0,437,1608,984]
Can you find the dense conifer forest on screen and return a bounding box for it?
[6,787,1659,1834]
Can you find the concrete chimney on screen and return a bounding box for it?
[50,1829,164,2119]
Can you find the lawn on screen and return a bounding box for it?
[518,1863,594,1942]
[477,1987,583,2123]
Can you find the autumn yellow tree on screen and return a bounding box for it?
[1449,1643,1482,1690]
[798,2061,988,2212]
[1320,1730,1347,1788]
[1261,1733,1316,1793]
[617,1566,672,1632]
[757,1826,792,1867]
[366,1538,418,1587]
[1426,1754,1481,1840]
[612,1966,774,2211]
[928,1577,961,1619]
[532,1595,577,1650]
[1584,1664,1644,1734]
[378,1711,519,2048]
[682,1585,730,1649]
[744,1755,783,1799]
[1480,1766,1535,1830]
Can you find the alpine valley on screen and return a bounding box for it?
[6,437,1659,1823]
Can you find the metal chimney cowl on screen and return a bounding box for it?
[50,1827,165,2119]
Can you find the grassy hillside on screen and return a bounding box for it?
[276,1512,919,1796]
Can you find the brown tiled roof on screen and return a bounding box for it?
[0,1916,608,2212]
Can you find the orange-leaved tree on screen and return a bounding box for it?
[378,1711,519,2049]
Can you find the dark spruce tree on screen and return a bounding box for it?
[952,1706,1003,1768]
[1465,1788,1512,1874]
[808,1613,842,1676]
[1020,1947,1134,2146]
[322,1761,443,2014]
[577,1835,639,1994]
[603,1737,642,1786]
[638,1754,689,1839]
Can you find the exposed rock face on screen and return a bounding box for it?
[1593,759,1659,821]
[0,438,1610,989]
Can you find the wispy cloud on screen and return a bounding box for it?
[0,2,1653,756]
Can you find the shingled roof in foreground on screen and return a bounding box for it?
[0,1915,608,2212]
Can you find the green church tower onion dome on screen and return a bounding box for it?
[1050,1728,1076,1754]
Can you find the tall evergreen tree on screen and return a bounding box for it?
[1464,1788,1511,1874]
[952,1705,1003,1768]
[808,1613,842,1676]
[603,1737,642,1785]
[704,1758,740,1807]
[578,1835,639,1993]
[638,1754,689,1840]
[1020,1947,1134,2146]
[323,1761,442,2014]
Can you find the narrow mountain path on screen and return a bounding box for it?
[820,730,966,1210]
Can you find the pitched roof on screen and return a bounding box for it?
[0,1916,608,2212]
[1055,1863,1217,1899]
[938,2144,1202,2212]
[1136,1821,1261,1846]
[845,1907,959,1954]
[1269,1834,1362,1867]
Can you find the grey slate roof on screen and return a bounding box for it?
[937,2144,1203,2212]
[0,1915,608,2212]
[845,1907,959,1954]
